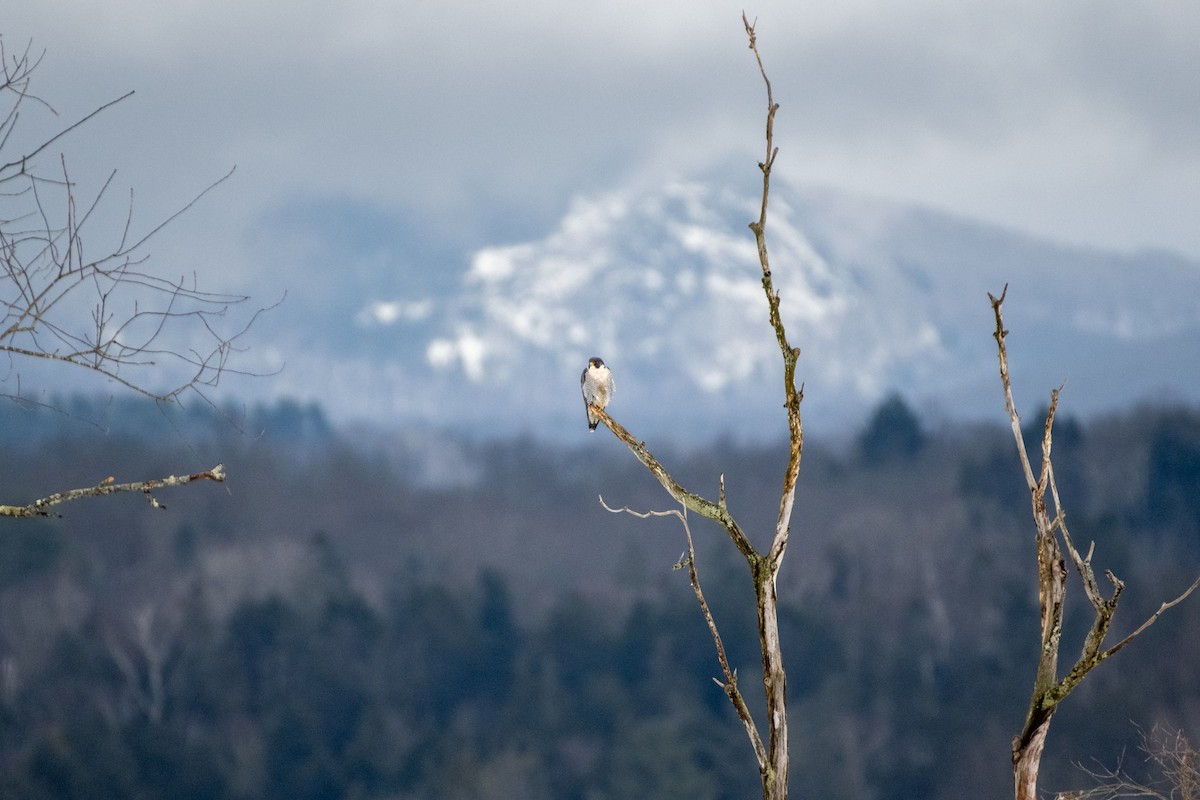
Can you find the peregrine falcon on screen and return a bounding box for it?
[580,357,614,431]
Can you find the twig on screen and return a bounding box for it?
[1101,574,1200,659]
[0,91,135,177]
[988,284,1038,492]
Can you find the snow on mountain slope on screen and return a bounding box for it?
[405,178,1200,439]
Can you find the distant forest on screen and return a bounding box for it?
[1,395,1198,799]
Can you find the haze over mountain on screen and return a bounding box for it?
[251,177,1200,441]
[7,4,1200,442]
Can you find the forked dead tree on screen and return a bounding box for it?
[988,286,1200,800]
[591,16,799,800]
[1,36,262,515]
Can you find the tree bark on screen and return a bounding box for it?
[1014,715,1052,800]
[757,565,789,799]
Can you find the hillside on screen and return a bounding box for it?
[1,396,1198,798]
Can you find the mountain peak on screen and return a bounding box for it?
[290,179,1200,440]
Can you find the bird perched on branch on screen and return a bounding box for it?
[580,357,614,431]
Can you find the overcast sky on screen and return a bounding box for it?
[8,0,1200,259]
[5,1,1200,427]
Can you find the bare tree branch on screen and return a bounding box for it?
[593,408,754,559]
[1100,575,1200,660]
[0,464,225,518]
[741,17,797,794]
[599,496,769,770]
[0,90,135,180]
[1,36,273,407]
[2,36,265,518]
[743,11,802,575]
[588,17,799,799]
[989,287,1200,800]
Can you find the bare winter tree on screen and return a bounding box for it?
[1,36,264,516]
[988,286,1200,800]
[591,16,799,800]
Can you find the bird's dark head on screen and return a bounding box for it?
[588,357,605,368]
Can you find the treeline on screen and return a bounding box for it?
[0,562,762,800]
[0,395,1198,798]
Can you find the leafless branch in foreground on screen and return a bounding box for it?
[599,496,769,769]
[1,35,273,407]
[589,15,800,799]
[2,36,268,518]
[0,464,225,518]
[989,285,1200,800]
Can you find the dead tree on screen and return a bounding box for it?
[591,16,799,800]
[1,36,263,515]
[988,286,1200,800]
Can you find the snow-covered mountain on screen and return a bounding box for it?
[255,178,1200,441]
[335,178,1196,439]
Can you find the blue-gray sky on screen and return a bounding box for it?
[6,2,1200,427]
[9,1,1200,257]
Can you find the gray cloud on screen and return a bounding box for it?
[7,1,1199,428]
[8,2,1198,259]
